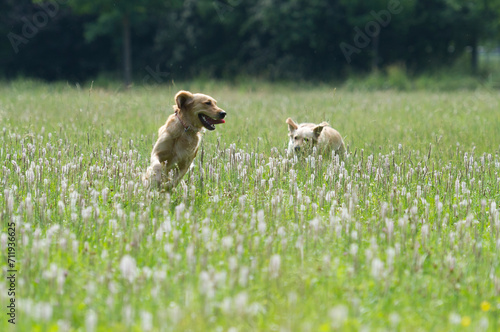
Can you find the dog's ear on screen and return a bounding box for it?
[175,90,194,110]
[313,124,325,138]
[286,118,298,132]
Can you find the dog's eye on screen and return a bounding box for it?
[204,101,212,105]
[294,136,298,140]
[304,138,309,142]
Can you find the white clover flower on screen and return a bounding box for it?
[448,312,461,325]
[119,255,137,283]
[389,312,400,327]
[479,317,489,330]
[85,310,97,332]
[239,266,249,287]
[25,194,33,218]
[234,292,248,315]
[57,319,71,332]
[222,236,233,250]
[228,256,238,271]
[140,310,153,331]
[329,305,348,329]
[220,297,232,314]
[386,247,396,268]
[82,207,93,223]
[186,244,195,266]
[0,233,7,250]
[269,254,281,279]
[349,243,358,257]
[7,191,14,214]
[165,299,183,321]
[421,224,429,241]
[26,168,35,186]
[122,305,134,327]
[371,258,384,280]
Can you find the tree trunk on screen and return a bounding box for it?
[372,33,380,71]
[470,32,478,74]
[122,15,132,88]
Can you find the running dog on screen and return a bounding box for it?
[145,90,226,189]
[286,118,345,157]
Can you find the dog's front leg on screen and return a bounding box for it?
[146,127,175,187]
[147,156,164,186]
[167,160,191,189]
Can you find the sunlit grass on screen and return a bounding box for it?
[0,79,499,331]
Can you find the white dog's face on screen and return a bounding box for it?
[288,127,316,153]
[286,118,325,154]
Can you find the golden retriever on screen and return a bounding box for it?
[145,90,226,189]
[286,118,345,157]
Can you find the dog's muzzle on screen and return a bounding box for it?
[198,110,226,131]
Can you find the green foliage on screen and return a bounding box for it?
[2,0,500,82]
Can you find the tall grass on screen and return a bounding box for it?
[1,79,499,331]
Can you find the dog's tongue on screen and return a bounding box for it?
[206,118,225,125]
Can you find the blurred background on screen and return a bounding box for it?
[1,0,499,87]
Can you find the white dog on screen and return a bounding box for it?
[286,118,345,157]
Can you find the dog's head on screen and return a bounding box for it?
[174,90,226,131]
[286,118,327,154]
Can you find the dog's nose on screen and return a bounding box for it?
[294,146,300,152]
[218,111,226,119]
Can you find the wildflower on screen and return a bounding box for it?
[480,301,491,312]
[222,236,233,250]
[85,310,97,332]
[349,243,358,257]
[82,206,92,223]
[228,256,238,272]
[389,312,400,327]
[385,219,394,239]
[199,271,215,298]
[186,244,195,266]
[174,203,185,221]
[461,316,471,327]
[479,317,489,330]
[269,254,281,279]
[25,194,33,219]
[141,310,153,331]
[239,266,249,287]
[421,224,429,241]
[386,247,396,269]
[122,305,134,327]
[119,255,137,283]
[26,168,35,186]
[410,206,418,216]
[329,305,348,329]
[449,312,461,325]
[7,190,14,214]
[371,258,384,280]
[57,320,71,332]
[31,301,53,321]
[220,297,232,314]
[234,292,248,315]
[0,233,7,249]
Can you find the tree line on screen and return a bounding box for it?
[1,0,499,84]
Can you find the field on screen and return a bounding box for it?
[1,79,500,331]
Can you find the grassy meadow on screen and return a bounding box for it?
[1,79,500,331]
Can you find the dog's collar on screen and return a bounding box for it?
[175,110,197,133]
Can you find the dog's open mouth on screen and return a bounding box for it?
[198,114,225,131]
